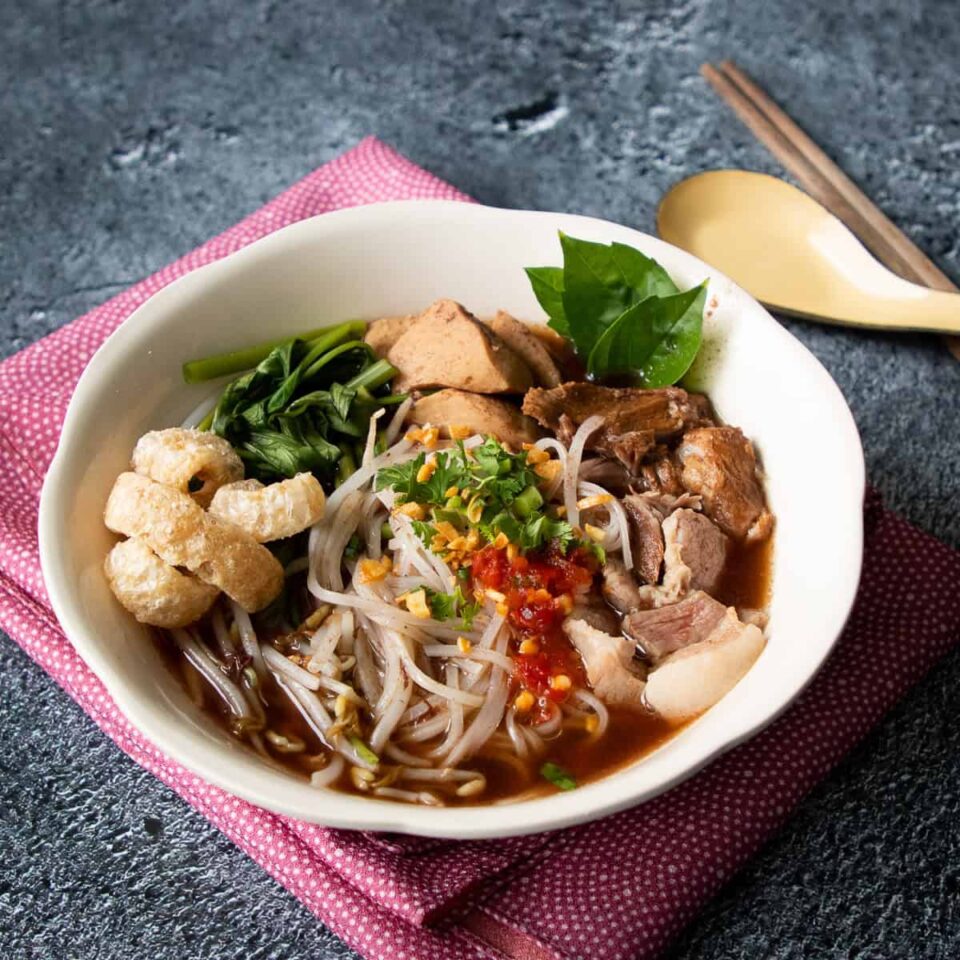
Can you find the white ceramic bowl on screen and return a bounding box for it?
[38,200,864,839]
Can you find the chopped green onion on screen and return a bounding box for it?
[336,444,357,485]
[346,357,399,392]
[540,761,577,791]
[182,320,364,383]
[513,484,544,519]
[348,735,380,766]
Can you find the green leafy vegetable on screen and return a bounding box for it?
[192,322,402,485]
[540,761,577,791]
[526,232,707,387]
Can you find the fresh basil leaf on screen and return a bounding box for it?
[587,284,706,386]
[559,232,640,356]
[540,761,577,791]
[524,266,568,336]
[609,242,679,299]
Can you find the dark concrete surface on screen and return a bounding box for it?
[1,1,958,958]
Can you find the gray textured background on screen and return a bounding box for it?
[1,1,959,958]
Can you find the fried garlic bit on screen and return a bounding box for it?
[104,472,283,613]
[208,473,325,543]
[104,537,219,628]
[131,428,243,507]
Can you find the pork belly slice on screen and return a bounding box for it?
[563,617,647,707]
[644,608,766,723]
[622,590,727,660]
[522,382,714,474]
[677,426,773,542]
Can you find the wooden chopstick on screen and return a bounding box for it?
[701,60,960,360]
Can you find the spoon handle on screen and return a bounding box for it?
[703,60,960,361]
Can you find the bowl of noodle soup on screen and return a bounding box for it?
[39,200,864,838]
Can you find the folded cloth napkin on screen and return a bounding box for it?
[1,138,958,960]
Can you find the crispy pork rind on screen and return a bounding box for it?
[104,537,219,628]
[208,473,326,543]
[131,428,244,507]
[104,472,283,612]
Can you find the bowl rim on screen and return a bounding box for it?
[38,199,865,839]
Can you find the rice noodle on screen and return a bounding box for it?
[395,638,485,707]
[426,663,465,758]
[310,584,466,640]
[370,678,412,754]
[533,700,563,738]
[388,518,449,592]
[166,387,638,802]
[353,629,382,705]
[422,644,514,673]
[504,707,529,758]
[383,396,414,446]
[324,436,416,515]
[577,479,633,570]
[574,688,610,736]
[400,713,451,743]
[443,623,510,767]
[564,415,604,529]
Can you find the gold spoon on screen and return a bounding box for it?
[657,170,960,336]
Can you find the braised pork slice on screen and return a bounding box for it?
[644,608,766,722]
[484,311,562,387]
[661,508,728,594]
[563,618,647,707]
[677,427,773,541]
[623,590,727,660]
[410,389,541,448]
[388,299,534,394]
[570,595,622,635]
[622,494,666,584]
[637,447,686,496]
[522,383,713,474]
[601,557,644,614]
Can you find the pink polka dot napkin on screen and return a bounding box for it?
[2,138,958,960]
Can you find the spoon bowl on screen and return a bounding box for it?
[657,170,960,335]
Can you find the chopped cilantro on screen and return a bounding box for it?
[424,585,482,627]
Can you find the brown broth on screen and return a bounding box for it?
[158,531,774,807]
